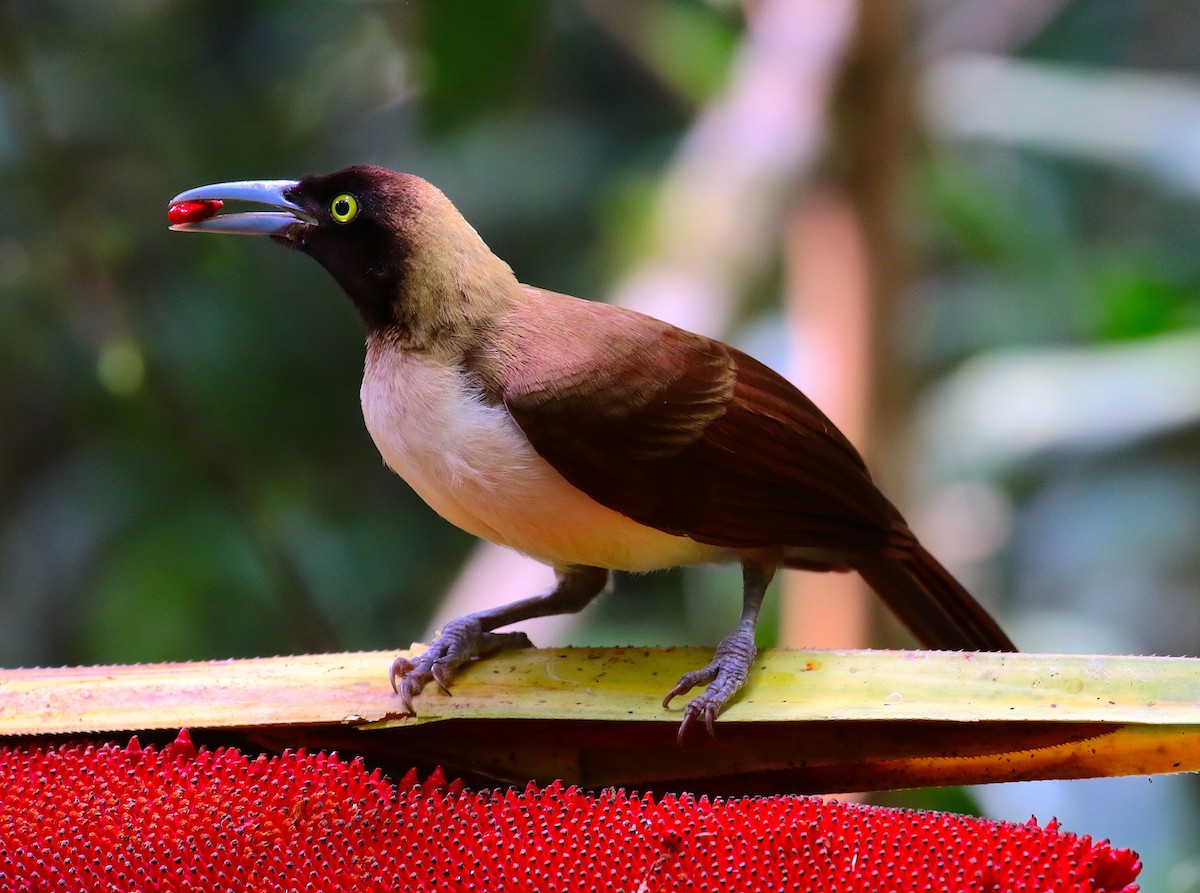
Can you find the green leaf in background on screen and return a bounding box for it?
[414,0,544,131]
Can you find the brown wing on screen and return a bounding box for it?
[488,289,901,555]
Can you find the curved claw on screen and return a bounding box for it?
[389,656,425,715]
[389,646,458,715]
[399,682,418,715]
[430,661,455,696]
[389,656,416,694]
[663,635,757,743]
[662,664,718,709]
[676,701,719,743]
[386,621,536,715]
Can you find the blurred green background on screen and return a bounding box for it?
[2,0,1199,888]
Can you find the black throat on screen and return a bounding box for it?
[272,225,406,334]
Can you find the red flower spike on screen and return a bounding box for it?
[0,730,1141,892]
[167,199,223,224]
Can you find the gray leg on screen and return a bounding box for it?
[663,558,776,741]
[391,565,610,713]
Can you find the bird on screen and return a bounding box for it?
[169,164,1016,739]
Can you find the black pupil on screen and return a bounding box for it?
[335,198,350,217]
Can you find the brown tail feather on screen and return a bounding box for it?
[855,544,1016,652]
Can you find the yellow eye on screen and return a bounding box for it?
[330,193,358,224]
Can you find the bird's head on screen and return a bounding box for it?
[169,165,516,347]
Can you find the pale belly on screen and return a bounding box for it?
[360,348,731,572]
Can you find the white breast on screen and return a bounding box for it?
[359,346,728,572]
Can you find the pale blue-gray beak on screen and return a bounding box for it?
[168,179,310,235]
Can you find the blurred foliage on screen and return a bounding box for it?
[1,0,1199,683]
[4,0,1200,887]
[0,0,741,666]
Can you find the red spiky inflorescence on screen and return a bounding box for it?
[0,730,1140,892]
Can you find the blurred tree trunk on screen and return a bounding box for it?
[782,0,919,649]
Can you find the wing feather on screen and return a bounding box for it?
[488,288,902,555]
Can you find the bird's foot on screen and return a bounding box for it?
[662,627,757,742]
[390,617,533,714]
